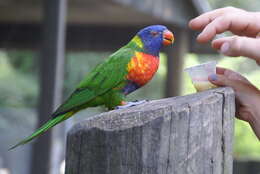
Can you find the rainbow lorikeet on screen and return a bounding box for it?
[10,25,174,150]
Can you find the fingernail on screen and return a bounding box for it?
[209,74,218,81]
[220,42,230,54]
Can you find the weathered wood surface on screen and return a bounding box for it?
[233,160,260,174]
[65,87,235,174]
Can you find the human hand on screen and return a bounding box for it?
[189,7,260,42]
[189,7,260,65]
[208,67,260,140]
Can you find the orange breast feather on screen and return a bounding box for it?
[126,52,159,86]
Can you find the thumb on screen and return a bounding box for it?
[212,36,260,63]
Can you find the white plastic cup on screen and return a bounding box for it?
[184,61,218,92]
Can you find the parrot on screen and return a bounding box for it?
[9,25,174,150]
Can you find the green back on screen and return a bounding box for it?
[52,46,136,117]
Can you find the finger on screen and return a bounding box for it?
[196,12,259,43]
[189,7,234,30]
[208,74,237,87]
[216,67,227,74]
[189,9,225,30]
[213,36,260,63]
[216,67,239,76]
[196,15,233,43]
[216,67,251,83]
[196,13,257,43]
[212,37,234,50]
[257,32,260,38]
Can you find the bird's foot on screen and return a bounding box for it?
[115,100,149,109]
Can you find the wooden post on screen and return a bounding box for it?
[233,160,260,174]
[65,87,235,174]
[31,0,67,174]
[165,27,189,97]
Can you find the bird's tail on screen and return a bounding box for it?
[9,111,74,150]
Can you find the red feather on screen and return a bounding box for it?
[126,52,159,86]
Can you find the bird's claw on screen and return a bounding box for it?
[115,100,149,109]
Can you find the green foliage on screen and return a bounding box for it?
[182,54,199,95]
[0,50,38,107]
[7,50,38,74]
[208,0,260,11]
[235,120,260,159]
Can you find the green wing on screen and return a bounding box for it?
[52,47,134,117]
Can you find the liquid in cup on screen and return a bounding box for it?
[184,61,218,92]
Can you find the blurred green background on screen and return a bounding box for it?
[0,0,259,163]
[1,51,260,160]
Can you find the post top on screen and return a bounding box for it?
[69,87,234,134]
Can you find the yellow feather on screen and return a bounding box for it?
[132,36,143,48]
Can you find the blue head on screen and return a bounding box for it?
[137,25,174,56]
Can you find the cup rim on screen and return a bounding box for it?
[184,61,217,72]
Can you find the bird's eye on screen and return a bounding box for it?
[150,31,159,37]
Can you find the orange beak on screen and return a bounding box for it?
[163,30,174,46]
